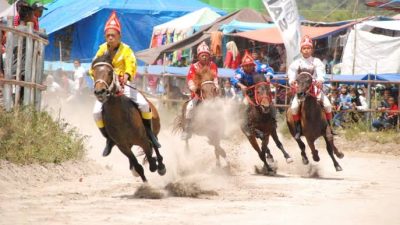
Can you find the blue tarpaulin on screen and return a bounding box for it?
[40,0,224,63]
[219,20,275,34]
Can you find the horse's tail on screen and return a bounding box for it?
[172,115,184,134]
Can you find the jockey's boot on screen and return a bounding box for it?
[294,120,302,140]
[327,119,337,135]
[99,127,115,157]
[143,118,161,148]
[180,119,192,140]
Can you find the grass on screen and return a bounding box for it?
[0,107,87,165]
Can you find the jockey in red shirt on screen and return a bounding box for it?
[181,41,219,140]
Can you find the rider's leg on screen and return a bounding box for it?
[129,86,162,148]
[181,98,197,140]
[290,95,302,140]
[320,93,336,135]
[93,100,115,157]
[241,97,253,136]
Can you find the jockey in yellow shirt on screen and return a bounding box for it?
[91,11,161,157]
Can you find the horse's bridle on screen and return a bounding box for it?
[296,71,320,98]
[92,62,117,96]
[244,82,272,107]
[196,80,217,100]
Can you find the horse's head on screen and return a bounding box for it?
[195,67,219,100]
[91,54,116,103]
[295,67,314,101]
[249,74,272,114]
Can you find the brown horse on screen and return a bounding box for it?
[243,74,293,175]
[286,69,344,171]
[92,54,166,182]
[174,67,228,167]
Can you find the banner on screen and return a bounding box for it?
[262,0,301,67]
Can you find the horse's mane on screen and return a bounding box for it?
[253,73,266,84]
[92,53,113,68]
[194,66,215,87]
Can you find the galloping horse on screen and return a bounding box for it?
[286,68,344,171]
[174,67,228,167]
[92,54,166,182]
[243,74,293,174]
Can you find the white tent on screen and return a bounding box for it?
[0,0,9,11]
[341,22,400,75]
[0,1,17,18]
[150,7,221,48]
[152,7,221,36]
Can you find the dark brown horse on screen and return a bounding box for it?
[174,67,229,167]
[286,69,344,171]
[92,54,166,182]
[243,74,293,175]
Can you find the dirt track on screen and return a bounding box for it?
[1,100,400,225]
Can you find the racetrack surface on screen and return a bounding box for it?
[0,98,399,225]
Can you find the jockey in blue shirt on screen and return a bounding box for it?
[230,51,276,137]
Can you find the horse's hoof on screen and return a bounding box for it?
[312,154,320,162]
[336,152,344,159]
[302,158,309,165]
[157,164,166,176]
[286,157,294,164]
[131,169,140,177]
[335,165,343,172]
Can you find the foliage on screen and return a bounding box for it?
[341,120,400,144]
[0,107,87,164]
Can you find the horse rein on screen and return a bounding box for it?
[244,82,272,107]
[195,80,217,100]
[92,62,117,95]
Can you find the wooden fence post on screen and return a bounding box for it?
[4,17,14,111]
[35,41,45,111]
[23,23,34,106]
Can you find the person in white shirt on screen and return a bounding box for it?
[287,35,333,139]
[73,59,85,95]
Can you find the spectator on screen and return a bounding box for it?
[333,85,352,128]
[349,87,368,123]
[221,79,236,100]
[72,59,85,95]
[372,97,399,131]
[32,1,47,31]
[224,41,241,69]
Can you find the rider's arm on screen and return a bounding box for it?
[187,64,197,92]
[123,47,137,81]
[287,61,297,85]
[314,58,326,83]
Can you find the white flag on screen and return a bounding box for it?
[262,0,301,68]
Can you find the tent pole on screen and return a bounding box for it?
[351,26,357,75]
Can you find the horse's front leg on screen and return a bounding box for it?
[305,138,320,162]
[323,136,343,171]
[295,138,309,165]
[261,135,273,162]
[271,129,293,163]
[119,145,147,182]
[153,146,166,176]
[246,135,274,174]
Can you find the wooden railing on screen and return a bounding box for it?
[0,17,48,111]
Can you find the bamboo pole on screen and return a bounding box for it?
[23,23,33,106]
[14,27,24,107]
[4,17,14,111]
[35,41,45,111]
[30,40,39,104]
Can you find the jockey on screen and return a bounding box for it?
[230,51,275,136]
[91,11,161,157]
[181,41,219,140]
[288,35,333,140]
